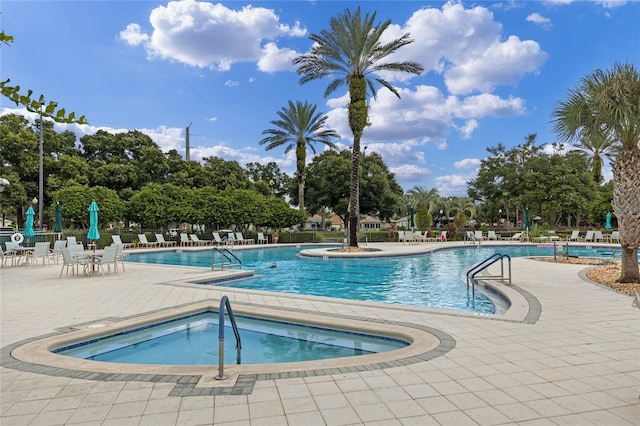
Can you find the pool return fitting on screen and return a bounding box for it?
[215,296,242,380]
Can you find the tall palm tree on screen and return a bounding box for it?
[571,131,617,183]
[260,100,339,211]
[552,62,640,282]
[294,7,423,247]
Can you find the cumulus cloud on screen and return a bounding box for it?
[526,13,552,29]
[434,173,475,196]
[119,0,306,70]
[454,158,481,169]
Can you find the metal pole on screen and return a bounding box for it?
[38,105,44,231]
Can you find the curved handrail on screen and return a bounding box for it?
[211,247,242,270]
[215,296,242,380]
[466,253,512,300]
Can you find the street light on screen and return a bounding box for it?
[0,177,9,192]
[498,208,502,228]
[439,209,443,228]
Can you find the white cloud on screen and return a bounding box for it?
[207,116,217,122]
[120,0,306,70]
[434,173,475,196]
[454,158,481,169]
[257,43,298,72]
[118,23,149,46]
[224,80,239,87]
[526,13,552,29]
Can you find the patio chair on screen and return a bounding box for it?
[66,236,84,248]
[110,243,126,272]
[594,231,604,242]
[94,245,119,275]
[212,232,225,246]
[60,247,89,277]
[0,246,16,268]
[227,233,237,245]
[508,232,522,241]
[487,231,499,240]
[190,234,210,246]
[155,233,176,247]
[412,231,427,242]
[50,240,67,264]
[180,233,193,246]
[257,232,268,244]
[474,230,485,241]
[584,230,595,242]
[236,232,254,245]
[111,234,133,249]
[567,230,580,241]
[609,230,620,243]
[28,242,52,267]
[137,234,158,248]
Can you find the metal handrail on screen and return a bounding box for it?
[211,247,242,270]
[215,296,242,380]
[465,253,511,299]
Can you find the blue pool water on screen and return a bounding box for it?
[55,311,407,365]
[126,245,622,314]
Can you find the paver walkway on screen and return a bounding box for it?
[1,243,638,425]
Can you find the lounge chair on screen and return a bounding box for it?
[235,232,254,245]
[180,233,192,246]
[584,230,595,242]
[567,231,580,241]
[609,231,620,243]
[412,231,427,242]
[137,234,158,248]
[474,230,485,241]
[111,235,133,249]
[257,232,268,244]
[212,232,225,246]
[439,231,447,242]
[594,231,604,242]
[227,233,237,245]
[487,231,499,240]
[190,234,210,246]
[66,236,83,248]
[509,232,522,241]
[155,233,176,247]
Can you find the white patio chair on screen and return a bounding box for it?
[28,242,52,267]
[190,234,210,246]
[609,230,620,243]
[584,230,595,242]
[487,231,499,240]
[257,232,268,244]
[111,234,133,249]
[94,245,119,275]
[212,232,225,246]
[227,233,237,245]
[1,246,17,268]
[60,247,89,277]
[155,233,176,247]
[137,234,158,248]
[236,232,254,245]
[594,231,604,242]
[567,231,580,241]
[180,233,192,246]
[50,240,67,264]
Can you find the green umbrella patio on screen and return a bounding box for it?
[54,203,63,233]
[87,201,100,248]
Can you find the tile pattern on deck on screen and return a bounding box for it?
[1,243,639,425]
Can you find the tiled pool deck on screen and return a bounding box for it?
[1,242,638,425]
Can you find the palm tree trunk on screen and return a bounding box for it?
[612,147,640,282]
[348,76,368,247]
[297,143,306,212]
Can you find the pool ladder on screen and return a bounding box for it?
[466,253,511,300]
[211,247,242,270]
[215,296,242,380]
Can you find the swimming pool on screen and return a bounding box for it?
[125,244,621,314]
[54,310,408,365]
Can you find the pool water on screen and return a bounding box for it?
[126,244,624,314]
[55,311,407,365]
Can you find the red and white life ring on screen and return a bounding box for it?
[11,233,24,244]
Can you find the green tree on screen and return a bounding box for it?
[260,100,339,211]
[245,161,289,197]
[202,157,252,191]
[552,62,640,282]
[53,185,124,228]
[571,131,617,183]
[294,7,423,246]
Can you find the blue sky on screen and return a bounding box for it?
[2,0,638,196]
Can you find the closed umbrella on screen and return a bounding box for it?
[409,207,415,230]
[605,212,612,230]
[24,206,35,244]
[87,201,100,245]
[524,208,531,231]
[54,202,63,233]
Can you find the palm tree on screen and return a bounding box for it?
[552,62,640,282]
[294,7,423,247]
[260,100,339,212]
[571,131,617,183]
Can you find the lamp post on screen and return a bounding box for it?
[0,178,9,226]
[498,208,502,228]
[38,102,44,231]
[439,209,443,228]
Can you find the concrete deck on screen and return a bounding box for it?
[1,242,638,425]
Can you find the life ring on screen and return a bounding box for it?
[11,233,24,244]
